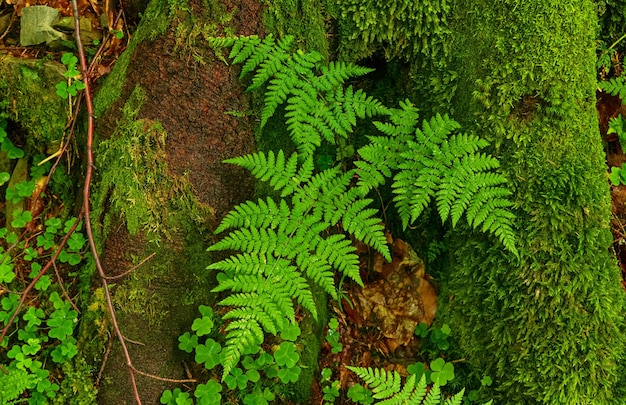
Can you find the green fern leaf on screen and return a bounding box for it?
[239,35,276,77]
[221,318,264,377]
[349,366,472,405]
[220,299,284,335]
[214,197,291,234]
[422,383,441,405]
[230,36,261,66]
[599,76,626,100]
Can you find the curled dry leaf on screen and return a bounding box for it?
[350,238,437,352]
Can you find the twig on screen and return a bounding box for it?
[96,334,114,386]
[52,261,81,314]
[70,0,142,403]
[87,10,124,77]
[0,214,82,345]
[0,10,16,42]
[132,367,196,384]
[104,252,156,280]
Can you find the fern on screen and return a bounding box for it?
[599,75,626,101]
[206,36,517,378]
[0,365,34,404]
[209,34,388,157]
[348,366,493,405]
[347,366,493,405]
[208,151,389,376]
[356,100,518,255]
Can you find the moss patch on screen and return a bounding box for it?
[440,1,626,403]
[0,56,68,154]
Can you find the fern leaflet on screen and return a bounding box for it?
[357,101,517,255]
[210,34,387,157]
[348,366,493,405]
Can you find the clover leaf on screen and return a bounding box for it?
[277,365,301,383]
[280,324,301,341]
[194,380,222,405]
[224,367,249,390]
[0,262,15,283]
[195,338,222,369]
[11,210,32,229]
[178,332,199,353]
[430,358,454,386]
[35,275,51,291]
[274,342,299,368]
[192,311,214,336]
[347,384,374,404]
[0,172,9,186]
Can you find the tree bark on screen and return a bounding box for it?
[443,1,626,403]
[88,0,264,402]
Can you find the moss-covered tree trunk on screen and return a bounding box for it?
[443,1,626,403]
[88,0,264,403]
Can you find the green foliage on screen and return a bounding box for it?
[356,102,517,255]
[209,34,386,157]
[609,165,626,186]
[0,118,24,159]
[608,114,626,151]
[444,1,626,403]
[55,53,86,99]
[599,75,626,100]
[200,34,515,387]
[167,305,304,404]
[347,366,489,405]
[325,317,342,354]
[208,150,388,375]
[0,116,88,402]
[334,0,451,62]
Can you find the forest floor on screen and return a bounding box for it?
[599,90,626,288]
[3,1,626,402]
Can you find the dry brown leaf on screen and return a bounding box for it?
[351,239,438,352]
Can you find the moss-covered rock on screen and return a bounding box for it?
[0,56,67,154]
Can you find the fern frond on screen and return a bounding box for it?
[214,197,291,234]
[313,233,361,284]
[373,108,517,254]
[421,383,441,405]
[349,367,471,405]
[224,151,312,196]
[348,367,402,400]
[442,389,465,405]
[221,318,264,377]
[599,76,626,100]
[220,298,284,335]
[239,35,277,78]
[212,34,386,156]
[340,199,388,260]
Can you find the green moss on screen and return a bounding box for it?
[439,1,626,403]
[0,56,67,153]
[94,85,213,240]
[112,237,213,328]
[261,0,329,59]
[53,357,99,405]
[331,0,450,62]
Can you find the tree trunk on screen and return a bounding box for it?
[89,0,263,402]
[443,1,626,403]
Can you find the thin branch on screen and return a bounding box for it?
[0,214,82,345]
[52,261,81,314]
[70,0,142,403]
[132,367,196,384]
[103,252,156,280]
